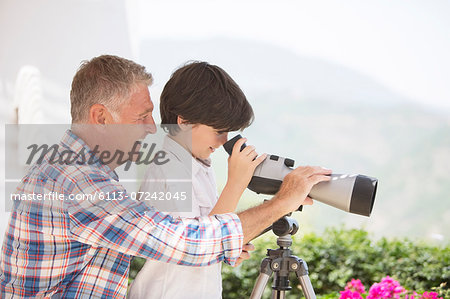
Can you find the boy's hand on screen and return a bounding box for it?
[227,138,267,191]
[209,138,266,216]
[233,243,255,267]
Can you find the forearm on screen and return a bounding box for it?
[209,182,245,215]
[237,196,290,244]
[139,211,244,266]
[69,198,244,266]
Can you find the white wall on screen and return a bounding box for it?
[0,0,137,244]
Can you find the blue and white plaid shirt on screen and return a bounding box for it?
[0,130,243,298]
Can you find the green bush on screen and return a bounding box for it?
[129,227,449,298]
[222,227,449,298]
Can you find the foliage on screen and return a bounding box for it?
[129,227,449,298]
[128,255,146,286]
[220,227,449,298]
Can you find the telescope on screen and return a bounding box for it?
[223,135,377,217]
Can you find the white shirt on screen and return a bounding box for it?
[128,136,222,299]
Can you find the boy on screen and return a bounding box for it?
[127,61,266,298]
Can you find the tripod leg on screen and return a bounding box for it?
[294,259,316,299]
[250,272,271,299]
[250,258,272,299]
[298,275,316,299]
[271,290,286,299]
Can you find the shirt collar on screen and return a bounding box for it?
[60,130,119,181]
[163,135,212,176]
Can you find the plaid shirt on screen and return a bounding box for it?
[0,130,243,298]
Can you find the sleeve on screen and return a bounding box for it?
[66,171,244,266]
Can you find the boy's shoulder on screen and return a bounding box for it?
[144,136,192,179]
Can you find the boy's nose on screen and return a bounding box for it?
[219,132,228,145]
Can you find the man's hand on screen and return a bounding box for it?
[274,166,332,214]
[237,165,332,244]
[233,243,255,267]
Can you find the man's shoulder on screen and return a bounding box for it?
[22,158,122,194]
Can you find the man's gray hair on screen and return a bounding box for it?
[70,55,153,123]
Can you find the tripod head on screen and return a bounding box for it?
[271,214,300,250]
[250,210,318,299]
[251,214,316,298]
[272,214,299,237]
[254,200,302,242]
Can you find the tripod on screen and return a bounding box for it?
[249,215,316,299]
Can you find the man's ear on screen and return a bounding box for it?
[88,104,114,124]
[177,116,191,131]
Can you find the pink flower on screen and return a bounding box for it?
[367,276,405,299]
[341,276,443,299]
[405,292,418,299]
[420,291,442,299]
[345,279,366,294]
[340,290,364,299]
[367,282,382,299]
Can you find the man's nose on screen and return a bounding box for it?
[144,116,157,134]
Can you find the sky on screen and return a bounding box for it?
[0,0,448,243]
[136,0,450,110]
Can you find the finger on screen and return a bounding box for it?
[292,165,315,176]
[317,167,332,175]
[232,138,247,156]
[295,166,332,177]
[252,153,267,166]
[247,148,257,158]
[241,145,256,156]
[239,251,251,260]
[303,197,314,205]
[247,150,258,160]
[243,243,255,251]
[311,174,332,185]
[233,258,243,267]
[310,166,332,176]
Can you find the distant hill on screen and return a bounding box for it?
[140,37,412,107]
[140,38,450,242]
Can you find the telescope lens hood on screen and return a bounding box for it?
[349,175,378,216]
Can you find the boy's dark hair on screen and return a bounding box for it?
[160,61,254,134]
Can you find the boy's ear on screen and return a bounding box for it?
[177,116,191,131]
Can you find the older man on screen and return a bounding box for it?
[0,55,331,298]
